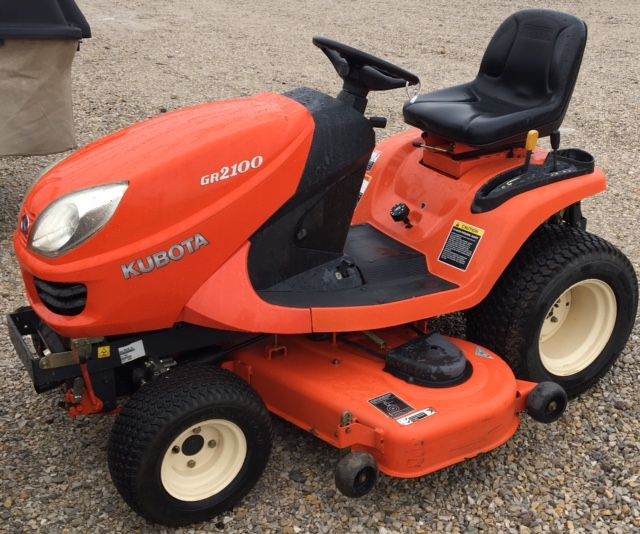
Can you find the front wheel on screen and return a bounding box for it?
[107,365,272,526]
[466,224,638,397]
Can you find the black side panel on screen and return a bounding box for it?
[472,148,595,213]
[257,224,458,308]
[248,88,375,290]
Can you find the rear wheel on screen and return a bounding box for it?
[107,365,272,526]
[466,224,637,397]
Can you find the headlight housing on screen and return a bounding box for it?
[29,182,128,257]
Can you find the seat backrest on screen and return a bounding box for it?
[475,9,587,114]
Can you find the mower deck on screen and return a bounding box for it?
[224,329,536,478]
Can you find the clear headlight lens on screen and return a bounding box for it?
[29,182,128,257]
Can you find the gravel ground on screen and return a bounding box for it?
[1,1,639,532]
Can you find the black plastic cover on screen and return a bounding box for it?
[384,332,472,388]
[472,148,595,213]
[0,0,91,40]
[34,278,87,316]
[249,88,375,290]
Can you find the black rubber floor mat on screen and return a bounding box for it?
[257,224,457,308]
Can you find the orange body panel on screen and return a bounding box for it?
[152,129,607,334]
[14,96,606,337]
[310,130,606,331]
[16,93,315,337]
[182,242,313,333]
[225,330,537,477]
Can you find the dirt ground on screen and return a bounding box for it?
[0,1,638,533]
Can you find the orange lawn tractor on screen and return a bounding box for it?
[6,9,637,526]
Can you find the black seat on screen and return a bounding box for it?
[403,9,587,148]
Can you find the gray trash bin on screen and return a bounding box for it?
[0,0,91,156]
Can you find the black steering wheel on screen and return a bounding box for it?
[312,36,420,93]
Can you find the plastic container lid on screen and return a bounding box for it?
[0,0,91,40]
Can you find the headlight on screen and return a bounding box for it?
[29,182,128,257]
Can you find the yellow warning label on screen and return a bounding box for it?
[453,220,485,237]
[97,346,111,359]
[439,220,485,271]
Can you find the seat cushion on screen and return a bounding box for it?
[403,83,560,147]
[403,9,587,148]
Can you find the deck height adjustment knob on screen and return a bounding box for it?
[390,203,412,228]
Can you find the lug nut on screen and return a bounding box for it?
[208,440,217,448]
[187,460,196,468]
[171,445,180,454]
[192,426,201,434]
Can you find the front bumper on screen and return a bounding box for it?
[6,307,124,413]
[7,307,84,393]
[7,306,248,406]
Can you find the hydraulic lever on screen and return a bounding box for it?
[550,130,560,172]
[522,129,539,174]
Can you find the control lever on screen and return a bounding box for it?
[550,130,560,172]
[522,129,539,174]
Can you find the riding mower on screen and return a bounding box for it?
[6,8,637,526]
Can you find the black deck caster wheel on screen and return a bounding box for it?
[335,451,378,498]
[527,381,568,423]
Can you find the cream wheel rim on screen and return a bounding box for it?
[539,279,617,376]
[160,419,247,501]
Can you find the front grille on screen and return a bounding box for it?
[34,279,87,316]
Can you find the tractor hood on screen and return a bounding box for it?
[14,91,316,336]
[19,92,315,264]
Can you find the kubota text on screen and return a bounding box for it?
[121,234,209,280]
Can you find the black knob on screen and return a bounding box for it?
[390,203,412,228]
[368,116,387,129]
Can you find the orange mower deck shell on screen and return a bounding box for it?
[224,330,537,478]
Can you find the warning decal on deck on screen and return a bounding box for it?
[397,407,437,426]
[369,392,414,419]
[438,220,485,271]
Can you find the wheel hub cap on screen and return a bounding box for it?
[181,435,204,456]
[160,419,247,501]
[539,279,617,376]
